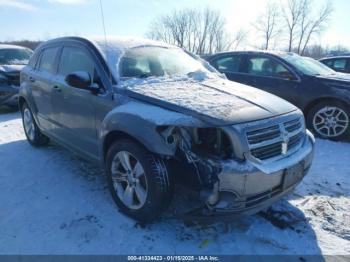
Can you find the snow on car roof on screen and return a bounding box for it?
[88,36,175,52]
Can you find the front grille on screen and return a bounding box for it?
[5,72,20,86]
[246,116,305,161]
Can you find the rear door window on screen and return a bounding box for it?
[38,47,59,73]
[214,56,242,73]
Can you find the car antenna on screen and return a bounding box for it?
[98,0,115,98]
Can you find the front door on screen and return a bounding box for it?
[51,45,101,159]
[239,55,303,107]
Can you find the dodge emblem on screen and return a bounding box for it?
[281,131,289,155]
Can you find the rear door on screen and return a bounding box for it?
[210,54,248,83]
[30,46,60,129]
[51,44,105,159]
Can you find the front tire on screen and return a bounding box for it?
[21,102,49,146]
[106,139,173,222]
[306,101,350,141]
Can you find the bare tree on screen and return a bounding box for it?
[298,1,333,55]
[281,0,304,52]
[253,2,281,50]
[146,7,234,55]
[281,0,333,54]
[231,29,248,50]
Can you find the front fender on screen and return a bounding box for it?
[98,101,206,161]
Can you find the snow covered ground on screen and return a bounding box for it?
[0,109,349,255]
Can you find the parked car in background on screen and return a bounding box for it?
[0,44,33,108]
[205,51,350,140]
[19,37,314,222]
[319,56,350,74]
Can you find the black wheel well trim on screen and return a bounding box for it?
[303,97,350,116]
[18,96,26,110]
[102,130,157,162]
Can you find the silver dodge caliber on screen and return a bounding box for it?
[19,37,315,222]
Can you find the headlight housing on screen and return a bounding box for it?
[158,126,234,160]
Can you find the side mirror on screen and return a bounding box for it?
[65,71,92,90]
[278,71,297,81]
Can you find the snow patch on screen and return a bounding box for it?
[0,111,349,255]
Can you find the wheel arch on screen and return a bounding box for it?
[18,96,26,110]
[102,130,148,162]
[100,124,175,165]
[303,96,350,117]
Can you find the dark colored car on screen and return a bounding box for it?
[19,37,314,222]
[0,44,33,108]
[319,56,350,74]
[205,51,350,140]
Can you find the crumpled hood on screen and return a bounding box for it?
[121,78,297,126]
[0,64,24,74]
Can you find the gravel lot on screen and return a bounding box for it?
[0,108,349,255]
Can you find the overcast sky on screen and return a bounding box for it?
[0,0,349,49]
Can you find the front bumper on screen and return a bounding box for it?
[197,131,315,218]
[0,84,19,106]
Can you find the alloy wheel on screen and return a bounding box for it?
[23,108,35,141]
[313,106,349,138]
[110,151,148,210]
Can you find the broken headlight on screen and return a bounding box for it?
[158,126,234,160]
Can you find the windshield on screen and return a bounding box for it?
[0,48,33,65]
[119,46,211,79]
[281,53,335,76]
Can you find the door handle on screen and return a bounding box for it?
[29,76,36,83]
[53,85,61,92]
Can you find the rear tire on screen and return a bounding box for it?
[106,139,173,222]
[21,102,50,146]
[306,101,350,141]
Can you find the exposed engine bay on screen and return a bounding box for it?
[159,126,234,195]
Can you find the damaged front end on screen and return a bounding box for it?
[0,71,20,107]
[157,111,315,221]
[158,126,231,204]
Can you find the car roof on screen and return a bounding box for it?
[0,44,29,50]
[42,36,176,54]
[40,36,179,81]
[319,56,350,61]
[209,50,296,57]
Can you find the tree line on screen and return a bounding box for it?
[147,0,346,58]
[1,0,347,59]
